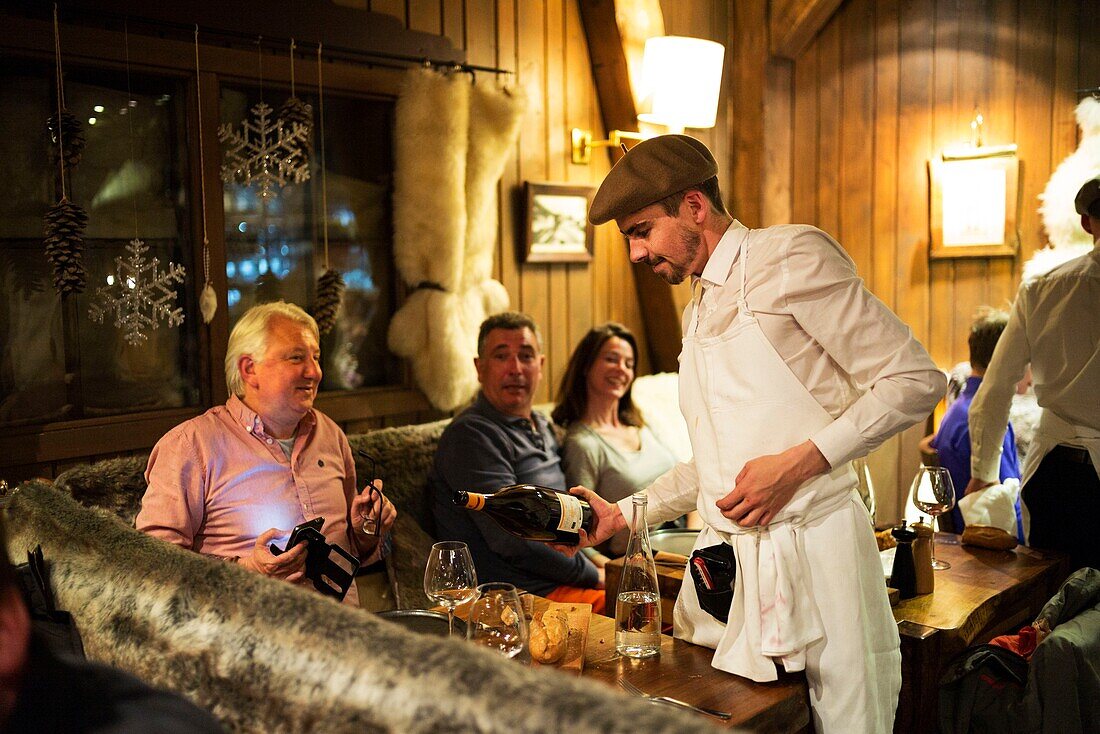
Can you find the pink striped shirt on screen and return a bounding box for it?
[137,395,371,606]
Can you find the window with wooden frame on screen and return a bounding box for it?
[220,83,401,391]
[0,57,200,427]
[0,9,437,481]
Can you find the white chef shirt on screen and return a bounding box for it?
[625,221,946,522]
[969,244,1100,482]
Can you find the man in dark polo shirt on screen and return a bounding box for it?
[429,311,604,612]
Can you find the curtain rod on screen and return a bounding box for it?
[57,6,516,77]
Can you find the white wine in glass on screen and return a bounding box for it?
[910,466,956,570]
[424,541,478,636]
[466,582,528,660]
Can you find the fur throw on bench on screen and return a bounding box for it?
[2,483,711,734]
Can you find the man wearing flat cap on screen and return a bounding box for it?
[966,175,1100,573]
[569,135,945,733]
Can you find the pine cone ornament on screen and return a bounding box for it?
[46,110,86,169]
[278,96,314,152]
[44,198,88,295]
[312,268,344,335]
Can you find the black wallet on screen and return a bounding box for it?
[689,542,736,623]
[270,517,361,601]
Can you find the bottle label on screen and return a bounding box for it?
[555,493,583,532]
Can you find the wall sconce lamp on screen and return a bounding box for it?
[571,35,725,165]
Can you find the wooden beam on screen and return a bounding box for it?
[730,0,769,228]
[579,0,685,372]
[769,0,843,60]
[577,0,638,138]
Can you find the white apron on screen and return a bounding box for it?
[673,236,900,732]
[1017,409,1100,541]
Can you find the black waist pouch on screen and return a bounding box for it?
[689,542,736,623]
[16,545,85,658]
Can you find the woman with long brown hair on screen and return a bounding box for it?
[553,323,677,557]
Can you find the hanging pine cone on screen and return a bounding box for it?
[46,110,86,169]
[312,268,344,335]
[278,96,314,152]
[44,197,88,295]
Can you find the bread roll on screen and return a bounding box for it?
[961,524,1018,550]
[529,609,569,663]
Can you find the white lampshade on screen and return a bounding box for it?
[637,36,725,133]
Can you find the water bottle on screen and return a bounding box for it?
[615,493,661,658]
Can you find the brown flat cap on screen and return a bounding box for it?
[589,134,718,224]
[1075,176,1100,217]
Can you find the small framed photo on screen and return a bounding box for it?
[523,182,595,264]
[929,150,1019,259]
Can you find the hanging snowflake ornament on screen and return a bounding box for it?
[89,239,186,345]
[218,101,310,199]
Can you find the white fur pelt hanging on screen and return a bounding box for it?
[1030,97,1100,282]
[389,68,524,411]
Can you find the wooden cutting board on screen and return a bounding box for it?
[530,601,591,674]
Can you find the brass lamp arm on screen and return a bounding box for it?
[571,127,646,164]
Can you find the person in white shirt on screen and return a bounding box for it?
[966,176,1100,572]
[567,135,945,734]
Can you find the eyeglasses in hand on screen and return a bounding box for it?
[356,449,385,537]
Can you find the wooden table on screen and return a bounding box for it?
[607,535,1070,734]
[890,535,1069,734]
[528,595,810,733]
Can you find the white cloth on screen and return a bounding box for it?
[620,223,939,733]
[957,478,1021,537]
[970,245,1100,484]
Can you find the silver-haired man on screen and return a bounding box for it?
[137,302,395,606]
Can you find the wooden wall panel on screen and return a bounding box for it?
[782,0,1090,521]
[791,0,1088,364]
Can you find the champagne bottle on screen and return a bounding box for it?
[453,485,593,544]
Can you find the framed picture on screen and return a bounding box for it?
[523,182,595,263]
[929,149,1019,259]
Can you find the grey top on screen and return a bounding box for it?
[562,423,678,556]
[429,393,599,595]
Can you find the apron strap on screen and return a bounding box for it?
[738,237,752,316]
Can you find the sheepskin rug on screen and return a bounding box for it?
[2,482,713,734]
[389,69,524,411]
[1030,96,1100,282]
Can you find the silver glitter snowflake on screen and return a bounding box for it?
[218,101,311,199]
[88,239,187,346]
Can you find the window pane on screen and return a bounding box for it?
[221,85,400,390]
[0,58,199,425]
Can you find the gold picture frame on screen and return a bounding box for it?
[929,147,1019,259]
[523,182,595,264]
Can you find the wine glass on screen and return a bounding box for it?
[466,582,528,660]
[423,541,478,636]
[910,466,956,570]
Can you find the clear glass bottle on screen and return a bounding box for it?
[615,493,661,658]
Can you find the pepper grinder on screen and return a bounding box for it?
[912,518,935,595]
[889,520,917,600]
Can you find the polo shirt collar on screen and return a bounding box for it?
[697,220,748,289]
